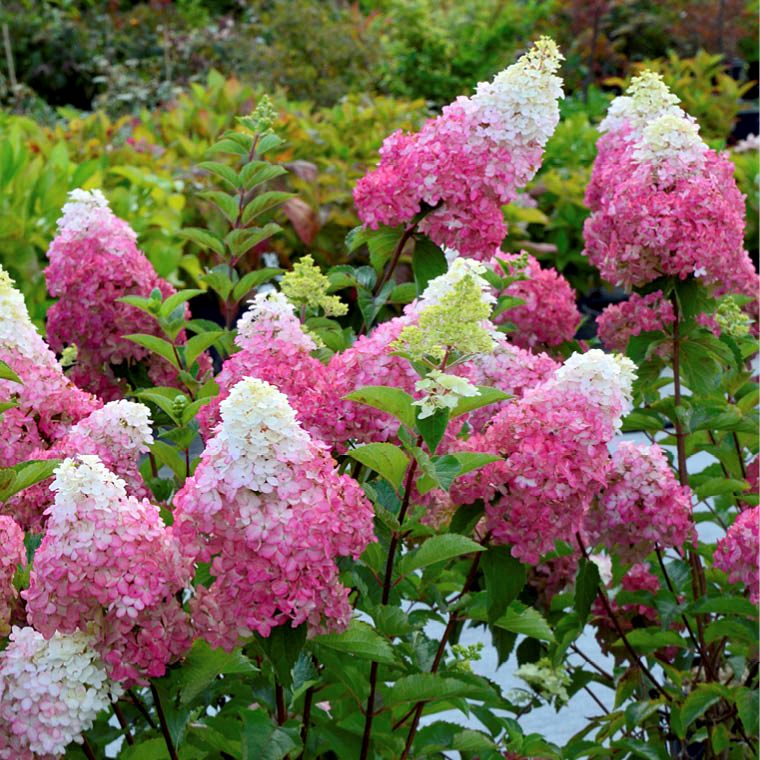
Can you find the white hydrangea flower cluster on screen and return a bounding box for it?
[70,400,154,455]
[633,111,707,180]
[515,657,571,705]
[468,36,564,177]
[215,377,312,490]
[55,188,128,239]
[416,258,496,311]
[413,370,480,419]
[0,265,55,362]
[0,626,118,757]
[599,70,682,134]
[552,349,636,430]
[236,291,317,353]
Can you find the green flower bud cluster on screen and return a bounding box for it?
[715,296,751,339]
[281,255,347,318]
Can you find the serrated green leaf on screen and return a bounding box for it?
[198,160,240,190]
[386,674,485,708]
[241,709,298,760]
[734,686,759,736]
[124,334,179,369]
[482,546,526,624]
[450,386,511,418]
[575,558,600,625]
[184,331,225,368]
[450,452,500,476]
[398,533,484,575]
[159,289,203,319]
[412,238,447,295]
[241,191,295,225]
[256,624,306,688]
[151,440,186,480]
[344,386,416,431]
[0,359,21,384]
[225,223,282,256]
[136,389,183,422]
[199,190,240,224]
[117,294,157,317]
[347,443,409,490]
[681,683,727,730]
[201,271,234,301]
[494,602,554,642]
[179,227,226,257]
[240,162,288,190]
[0,459,61,502]
[179,640,256,705]
[314,619,396,664]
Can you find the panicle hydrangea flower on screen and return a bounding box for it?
[0,517,25,637]
[6,400,153,532]
[451,350,635,562]
[585,442,694,563]
[0,265,99,469]
[197,292,339,444]
[491,253,579,350]
[585,75,754,293]
[596,291,675,353]
[354,38,563,259]
[172,378,375,650]
[45,189,190,400]
[24,456,192,684]
[713,507,759,603]
[515,657,571,705]
[0,626,119,758]
[280,254,347,317]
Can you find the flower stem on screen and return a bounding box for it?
[150,683,179,760]
[373,222,418,299]
[112,701,134,745]
[275,681,287,725]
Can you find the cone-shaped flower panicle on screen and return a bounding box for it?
[0,517,25,637]
[713,507,759,603]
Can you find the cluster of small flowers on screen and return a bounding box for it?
[586,442,694,563]
[44,189,183,400]
[0,517,24,636]
[24,456,192,684]
[713,507,759,604]
[354,38,563,259]
[584,72,756,295]
[514,657,571,705]
[0,265,98,468]
[173,378,374,650]
[453,350,636,562]
[491,253,579,350]
[596,291,675,353]
[0,627,118,757]
[7,400,154,532]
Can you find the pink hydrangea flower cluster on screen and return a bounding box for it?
[583,74,756,293]
[596,291,675,353]
[44,189,184,400]
[0,265,98,469]
[0,517,24,637]
[452,350,636,563]
[173,377,375,650]
[491,253,579,350]
[354,38,563,259]
[713,507,759,603]
[586,441,694,563]
[0,627,117,758]
[24,456,192,684]
[7,400,153,532]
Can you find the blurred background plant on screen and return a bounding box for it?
[0,0,756,319]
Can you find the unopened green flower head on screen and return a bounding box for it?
[59,344,78,368]
[280,255,347,318]
[394,274,495,363]
[715,296,751,338]
[252,95,277,133]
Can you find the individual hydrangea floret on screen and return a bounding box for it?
[24,455,192,684]
[0,517,25,636]
[0,627,119,757]
[172,377,375,649]
[713,507,759,603]
[281,254,347,317]
[586,442,694,563]
[413,370,480,418]
[354,38,563,259]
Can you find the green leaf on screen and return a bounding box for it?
[159,289,204,319]
[198,160,240,190]
[202,271,234,301]
[0,459,61,502]
[124,334,179,370]
[681,683,727,730]
[184,331,225,368]
[199,190,240,225]
[241,191,295,225]
[0,359,21,384]
[412,238,447,295]
[178,640,256,705]
[232,267,285,301]
[240,162,288,190]
[255,133,285,155]
[482,546,526,624]
[574,558,600,625]
[256,624,306,688]
[622,628,686,651]
[386,674,485,708]
[680,341,723,397]
[415,453,461,494]
[369,227,403,272]
[118,294,157,316]
[398,534,484,575]
[415,407,448,453]
[151,440,186,480]
[494,602,554,642]
[390,282,418,304]
[179,227,226,257]
[241,710,298,760]
[734,686,759,736]
[695,477,748,500]
[347,443,409,490]
[450,452,500,476]
[450,387,511,418]
[225,224,282,257]
[314,619,396,664]
[344,386,416,431]
[690,596,757,617]
[208,138,248,156]
[136,389,182,422]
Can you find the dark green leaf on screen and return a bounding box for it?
[124,334,179,369]
[179,227,226,257]
[398,534,484,575]
[232,268,283,302]
[574,558,600,625]
[313,619,396,664]
[412,238,447,295]
[482,546,526,623]
[347,443,409,490]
